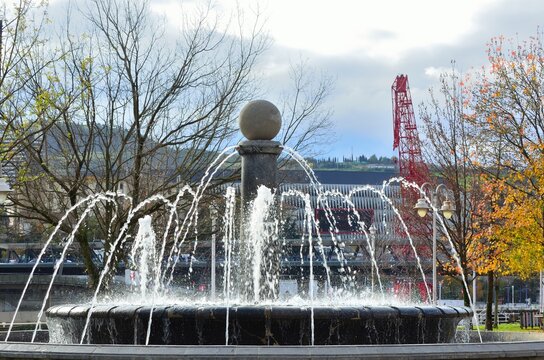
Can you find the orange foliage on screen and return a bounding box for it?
[471,155,544,279]
[467,32,544,279]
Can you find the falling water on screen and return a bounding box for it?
[145,186,192,345]
[159,186,196,285]
[222,187,237,344]
[6,146,479,346]
[80,149,240,343]
[165,149,238,286]
[31,194,120,342]
[303,193,315,346]
[80,194,172,344]
[320,188,386,298]
[132,216,161,346]
[282,147,348,267]
[5,192,129,343]
[383,177,483,342]
[133,216,157,298]
[348,184,431,299]
[246,186,276,302]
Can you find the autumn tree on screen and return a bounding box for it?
[469,32,544,279]
[469,131,510,330]
[471,174,511,329]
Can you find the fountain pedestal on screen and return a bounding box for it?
[237,140,282,210]
[236,100,283,302]
[236,99,283,212]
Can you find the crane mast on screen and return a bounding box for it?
[391,75,432,301]
[392,75,429,185]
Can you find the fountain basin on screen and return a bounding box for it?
[46,304,472,345]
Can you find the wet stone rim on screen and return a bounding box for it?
[46,304,472,346]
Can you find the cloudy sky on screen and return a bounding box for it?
[48,0,544,158]
[194,0,544,158]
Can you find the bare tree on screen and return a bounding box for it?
[0,1,53,165]
[419,66,484,306]
[9,0,267,285]
[279,60,334,158]
[7,0,335,286]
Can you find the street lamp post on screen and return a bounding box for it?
[369,224,377,293]
[512,285,515,306]
[210,207,217,301]
[414,183,455,305]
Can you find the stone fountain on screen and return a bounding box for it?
[45,100,472,346]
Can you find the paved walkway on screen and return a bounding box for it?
[2,341,544,359]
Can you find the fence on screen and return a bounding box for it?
[520,309,541,329]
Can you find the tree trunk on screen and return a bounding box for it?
[463,279,471,307]
[485,270,494,331]
[77,231,99,288]
[494,276,499,329]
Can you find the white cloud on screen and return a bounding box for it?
[225,0,494,60]
[149,0,494,61]
[424,66,456,79]
[44,0,544,157]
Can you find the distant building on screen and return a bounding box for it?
[279,169,399,186]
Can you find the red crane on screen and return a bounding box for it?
[392,75,429,185]
[391,75,432,300]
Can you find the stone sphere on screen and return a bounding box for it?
[239,100,282,140]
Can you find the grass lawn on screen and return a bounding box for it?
[475,323,543,332]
